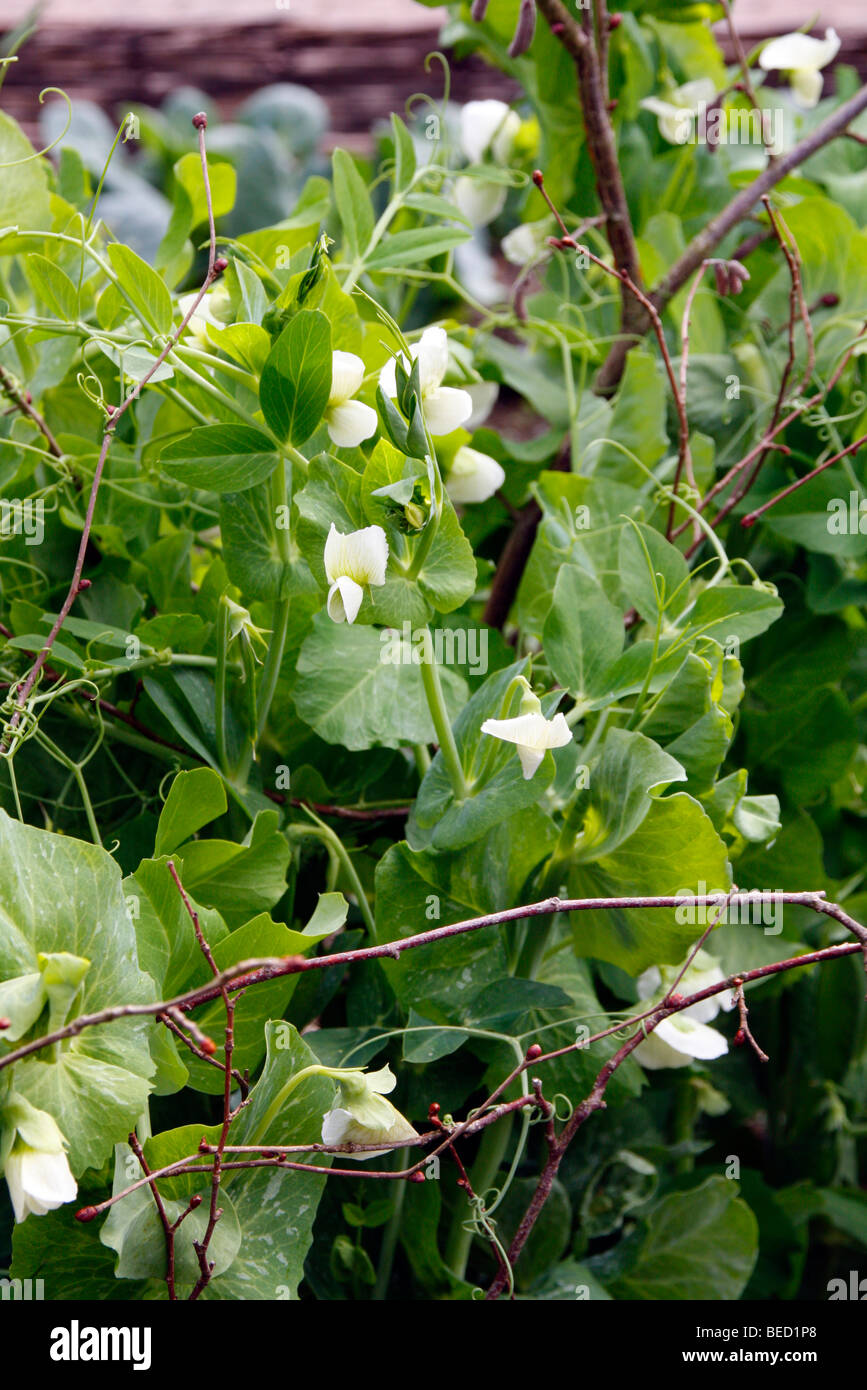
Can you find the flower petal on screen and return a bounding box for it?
[365,1064,397,1096]
[324,524,389,586]
[454,176,507,227]
[327,576,364,624]
[465,380,499,430]
[329,350,365,406]
[341,526,389,586]
[790,67,824,107]
[378,354,402,399]
[446,446,505,504]
[424,386,473,436]
[482,712,557,750]
[459,99,519,165]
[415,326,449,392]
[327,399,378,449]
[759,28,840,73]
[516,744,546,780]
[321,1106,353,1146]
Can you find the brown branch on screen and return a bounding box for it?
[536,0,644,336]
[680,198,815,549]
[742,431,867,528]
[128,1132,177,1301]
[595,81,867,392]
[484,933,865,1298]
[0,361,63,459]
[6,890,864,1075]
[732,977,769,1063]
[74,930,866,1242]
[682,316,867,533]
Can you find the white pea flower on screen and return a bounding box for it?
[634,949,734,1071]
[454,175,507,228]
[445,445,505,505]
[178,282,232,348]
[324,522,388,624]
[465,380,499,431]
[460,99,522,165]
[759,28,840,108]
[501,218,552,266]
[2,1099,77,1222]
[481,709,572,779]
[324,351,378,449]
[379,327,473,436]
[640,78,717,145]
[321,1064,418,1159]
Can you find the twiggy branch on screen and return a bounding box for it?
[536,0,645,332]
[7,890,863,1074]
[128,1132,177,1301]
[0,362,63,459]
[596,81,867,392]
[485,933,864,1298]
[742,431,867,528]
[732,977,769,1063]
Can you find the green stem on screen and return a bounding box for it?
[373,1148,409,1300]
[412,743,431,778]
[215,599,231,777]
[444,1115,514,1281]
[290,823,377,940]
[419,640,468,801]
[35,730,101,845]
[256,459,293,741]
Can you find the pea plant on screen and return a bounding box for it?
[1,0,866,1303]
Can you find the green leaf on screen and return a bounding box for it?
[181,913,320,1093]
[220,485,299,604]
[26,253,79,321]
[576,728,687,863]
[125,856,229,998]
[569,795,732,973]
[160,424,280,493]
[332,148,375,259]
[375,808,556,1018]
[0,112,51,247]
[543,565,624,703]
[106,242,173,335]
[619,520,690,624]
[365,226,471,270]
[201,1022,333,1299]
[259,308,332,444]
[390,113,417,193]
[101,1144,241,1283]
[293,612,467,751]
[303,891,349,937]
[0,813,155,1173]
[11,1191,151,1301]
[684,583,784,645]
[170,810,290,927]
[600,1177,758,1300]
[154,767,228,856]
[174,151,237,226]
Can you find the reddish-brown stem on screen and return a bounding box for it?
[128,1132,177,1301]
[0,361,63,459]
[596,82,867,392]
[742,432,867,528]
[7,891,866,1075]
